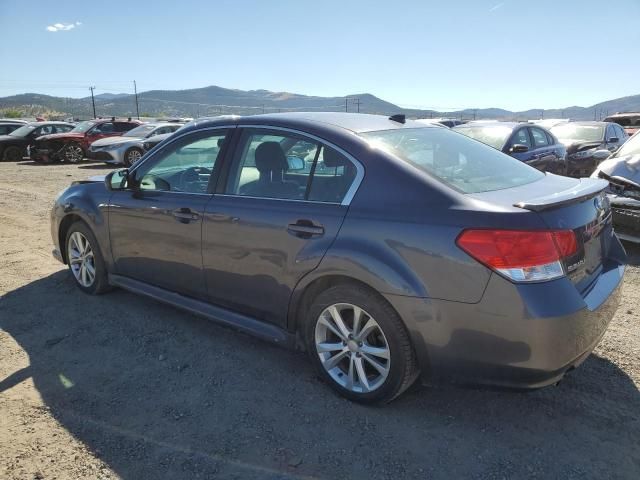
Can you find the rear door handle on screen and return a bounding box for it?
[172,208,200,223]
[287,220,324,238]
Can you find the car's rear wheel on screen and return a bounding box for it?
[305,284,418,403]
[123,147,143,167]
[64,143,84,163]
[65,222,110,295]
[3,146,23,162]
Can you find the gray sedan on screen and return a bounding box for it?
[50,112,626,403]
[88,123,183,166]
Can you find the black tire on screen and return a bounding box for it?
[65,221,111,295]
[3,145,23,162]
[64,142,85,163]
[304,283,419,404]
[123,147,143,167]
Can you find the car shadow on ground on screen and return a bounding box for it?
[17,159,111,168]
[1,271,639,479]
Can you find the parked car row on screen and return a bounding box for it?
[452,119,629,178]
[0,117,185,165]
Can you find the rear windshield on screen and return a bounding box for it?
[360,127,543,194]
[614,132,640,158]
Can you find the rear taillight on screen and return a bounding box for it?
[456,229,578,282]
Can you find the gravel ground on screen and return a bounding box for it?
[1,160,639,480]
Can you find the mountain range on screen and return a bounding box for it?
[1,84,638,121]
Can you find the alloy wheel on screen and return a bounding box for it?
[65,144,84,163]
[314,303,391,393]
[67,231,96,287]
[126,149,142,166]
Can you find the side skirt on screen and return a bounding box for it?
[108,274,295,348]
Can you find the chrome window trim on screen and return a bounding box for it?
[233,124,364,206]
[131,124,365,206]
[215,193,343,205]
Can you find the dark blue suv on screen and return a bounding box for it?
[454,121,567,175]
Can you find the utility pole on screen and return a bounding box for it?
[353,97,361,113]
[133,80,140,119]
[89,86,96,119]
[540,109,544,119]
[345,97,348,112]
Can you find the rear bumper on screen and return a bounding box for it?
[386,257,625,389]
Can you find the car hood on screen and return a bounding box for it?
[559,140,603,154]
[91,136,140,147]
[592,154,640,187]
[37,132,84,141]
[72,175,106,186]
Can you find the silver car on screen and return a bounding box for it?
[88,123,183,166]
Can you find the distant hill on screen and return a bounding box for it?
[0,84,638,121]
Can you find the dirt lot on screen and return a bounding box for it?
[0,160,639,480]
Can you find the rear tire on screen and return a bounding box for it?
[123,147,143,167]
[3,146,23,162]
[65,221,111,295]
[304,283,419,404]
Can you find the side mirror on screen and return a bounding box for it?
[105,168,129,191]
[287,155,305,171]
[607,137,619,144]
[510,144,529,153]
[592,149,611,161]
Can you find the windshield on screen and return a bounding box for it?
[71,121,96,133]
[9,125,36,137]
[360,127,543,194]
[124,124,157,138]
[453,125,512,149]
[613,132,640,158]
[550,124,604,143]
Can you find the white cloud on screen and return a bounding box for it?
[489,2,505,11]
[46,22,80,32]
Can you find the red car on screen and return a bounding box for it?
[31,117,142,163]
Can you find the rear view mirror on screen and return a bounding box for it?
[287,155,305,171]
[510,144,529,153]
[105,168,128,191]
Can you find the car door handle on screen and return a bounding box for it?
[287,220,324,238]
[172,208,200,223]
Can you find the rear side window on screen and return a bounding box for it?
[530,127,549,147]
[361,127,543,194]
[225,129,358,203]
[114,122,136,132]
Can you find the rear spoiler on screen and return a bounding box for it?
[514,178,608,212]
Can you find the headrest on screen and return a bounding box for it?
[323,147,347,168]
[255,142,287,173]
[217,138,225,148]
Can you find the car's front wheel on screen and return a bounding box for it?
[65,222,110,294]
[305,284,419,403]
[123,147,143,167]
[64,143,85,163]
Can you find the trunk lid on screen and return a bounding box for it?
[470,174,612,293]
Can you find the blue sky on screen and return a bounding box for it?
[1,0,639,111]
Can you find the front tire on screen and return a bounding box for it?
[123,147,143,167]
[3,146,23,162]
[65,222,110,294]
[305,284,419,403]
[64,142,85,163]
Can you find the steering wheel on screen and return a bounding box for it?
[178,166,211,192]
